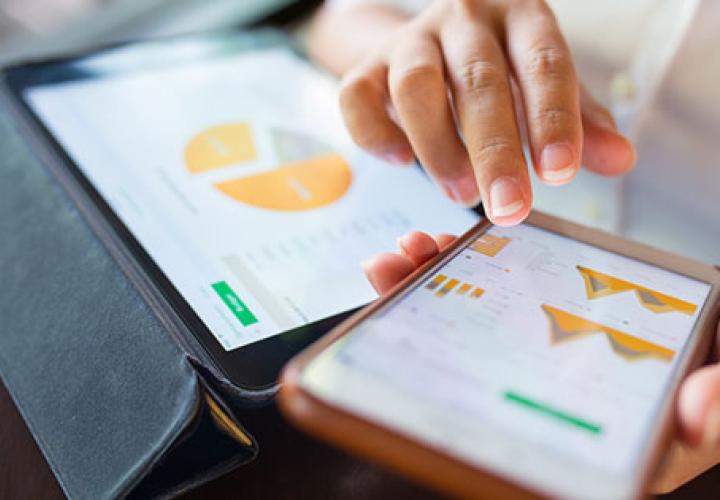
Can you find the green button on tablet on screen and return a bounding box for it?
[212,281,258,326]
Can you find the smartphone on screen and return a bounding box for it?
[279,212,720,500]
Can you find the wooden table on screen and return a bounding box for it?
[2,381,719,500]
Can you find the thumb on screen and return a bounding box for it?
[678,362,720,447]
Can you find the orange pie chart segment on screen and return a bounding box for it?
[214,153,352,211]
[185,123,256,173]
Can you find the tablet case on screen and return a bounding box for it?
[0,31,311,499]
[0,75,265,499]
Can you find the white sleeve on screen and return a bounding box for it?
[328,0,430,15]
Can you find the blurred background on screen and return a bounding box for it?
[0,0,317,64]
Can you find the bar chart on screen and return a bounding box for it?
[425,274,484,299]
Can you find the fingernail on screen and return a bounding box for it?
[397,234,411,252]
[442,184,456,201]
[540,143,576,183]
[445,176,480,207]
[360,259,373,273]
[489,176,525,219]
[703,405,720,448]
[377,145,412,165]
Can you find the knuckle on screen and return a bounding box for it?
[345,117,391,150]
[457,59,506,95]
[512,0,554,19]
[351,128,391,152]
[454,0,548,17]
[453,0,479,13]
[339,74,378,108]
[472,137,518,164]
[533,105,577,127]
[519,0,550,12]
[391,62,444,100]
[522,45,569,79]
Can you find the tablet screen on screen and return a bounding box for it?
[22,47,478,351]
[302,223,712,496]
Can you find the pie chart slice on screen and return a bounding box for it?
[185,123,256,173]
[271,128,333,164]
[214,153,352,211]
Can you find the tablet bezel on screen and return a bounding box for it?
[0,32,482,392]
[279,211,720,499]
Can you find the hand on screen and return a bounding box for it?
[339,0,636,225]
[363,230,720,493]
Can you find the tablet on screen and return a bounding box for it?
[280,212,720,499]
[0,32,479,390]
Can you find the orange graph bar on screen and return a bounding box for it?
[577,266,697,316]
[426,275,483,300]
[426,274,447,291]
[436,279,459,297]
[469,234,511,257]
[541,304,675,362]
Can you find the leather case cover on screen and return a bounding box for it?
[0,51,261,500]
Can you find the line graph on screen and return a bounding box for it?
[577,266,697,316]
[542,304,674,362]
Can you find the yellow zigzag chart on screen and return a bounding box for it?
[542,305,675,363]
[576,266,697,316]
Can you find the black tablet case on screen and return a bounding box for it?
[0,82,269,499]
[0,34,313,498]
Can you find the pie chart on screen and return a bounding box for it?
[184,123,352,211]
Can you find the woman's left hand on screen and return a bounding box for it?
[362,230,720,494]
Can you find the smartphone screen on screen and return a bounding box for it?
[300,222,713,499]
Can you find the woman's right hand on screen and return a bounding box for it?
[337,0,636,225]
